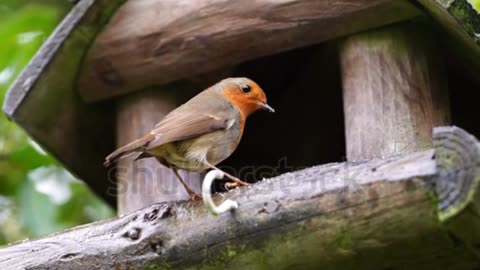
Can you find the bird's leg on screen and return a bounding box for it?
[171,167,202,200]
[204,161,249,189]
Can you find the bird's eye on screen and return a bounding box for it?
[241,85,251,93]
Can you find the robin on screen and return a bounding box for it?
[104,77,274,199]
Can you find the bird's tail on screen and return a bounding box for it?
[104,134,154,167]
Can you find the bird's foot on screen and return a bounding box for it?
[203,163,249,190]
[187,191,202,201]
[224,177,249,190]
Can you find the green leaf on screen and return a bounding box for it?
[17,177,64,237]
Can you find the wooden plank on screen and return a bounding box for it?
[76,0,420,102]
[0,126,478,269]
[2,0,126,205]
[340,21,451,161]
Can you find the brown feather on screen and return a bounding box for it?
[146,112,230,151]
[104,134,155,167]
[104,94,232,167]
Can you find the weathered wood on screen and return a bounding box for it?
[115,84,204,214]
[418,0,480,86]
[432,126,480,259]
[0,126,479,269]
[340,22,450,161]
[76,0,420,101]
[2,0,125,205]
[434,126,480,219]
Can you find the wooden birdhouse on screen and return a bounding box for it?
[1,0,480,268]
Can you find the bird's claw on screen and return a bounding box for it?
[187,192,202,201]
[224,179,249,190]
[224,182,237,190]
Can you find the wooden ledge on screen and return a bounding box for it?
[0,126,479,269]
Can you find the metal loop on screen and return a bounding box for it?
[202,170,239,216]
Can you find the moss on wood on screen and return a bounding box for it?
[418,0,480,85]
[449,0,480,41]
[0,127,478,269]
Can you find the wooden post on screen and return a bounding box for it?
[340,22,450,160]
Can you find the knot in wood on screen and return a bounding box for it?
[123,227,141,241]
[144,209,159,222]
[97,59,124,86]
[261,200,280,214]
[143,205,174,222]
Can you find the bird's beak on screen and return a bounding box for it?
[259,102,275,113]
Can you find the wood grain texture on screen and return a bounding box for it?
[432,126,480,258]
[2,0,125,205]
[340,22,451,161]
[76,0,420,101]
[433,126,480,220]
[0,126,479,269]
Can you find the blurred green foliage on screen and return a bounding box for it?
[0,0,114,245]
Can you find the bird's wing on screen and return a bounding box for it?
[146,111,231,150]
